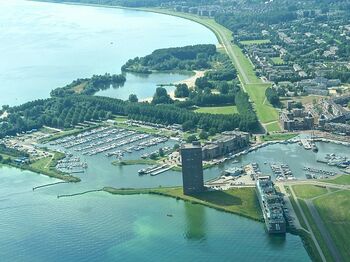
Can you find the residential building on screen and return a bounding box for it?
[202,131,249,160]
[180,142,204,195]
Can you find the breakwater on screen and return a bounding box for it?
[33,181,70,191]
[57,189,103,199]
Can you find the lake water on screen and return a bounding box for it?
[0,166,310,262]
[0,1,314,261]
[0,0,216,106]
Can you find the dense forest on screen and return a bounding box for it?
[50,73,126,97]
[0,95,259,138]
[122,44,218,73]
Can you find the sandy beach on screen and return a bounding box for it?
[140,70,205,102]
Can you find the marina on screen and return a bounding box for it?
[50,127,170,160]
[317,153,350,168]
[270,163,296,181]
[55,155,88,174]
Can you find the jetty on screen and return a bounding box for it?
[33,181,69,191]
[300,139,312,150]
[150,165,172,176]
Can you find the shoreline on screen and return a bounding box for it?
[103,186,263,222]
[139,70,205,102]
[32,1,280,130]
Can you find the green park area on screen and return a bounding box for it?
[313,190,350,260]
[292,185,328,199]
[322,175,350,185]
[264,122,282,132]
[195,105,238,115]
[261,132,297,142]
[142,8,280,132]
[292,183,350,261]
[240,39,271,45]
[245,83,279,124]
[104,186,262,221]
[28,152,80,182]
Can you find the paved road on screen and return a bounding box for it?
[305,200,343,262]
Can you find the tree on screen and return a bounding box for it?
[199,130,208,140]
[159,148,164,157]
[195,77,212,90]
[173,144,180,150]
[265,88,280,107]
[186,134,198,143]
[182,120,196,132]
[152,87,173,105]
[128,94,138,103]
[209,128,217,136]
[218,82,229,94]
[174,84,189,98]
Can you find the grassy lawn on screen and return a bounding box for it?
[104,186,262,221]
[322,175,350,185]
[23,152,80,182]
[293,185,328,199]
[30,156,52,171]
[244,83,280,124]
[231,45,261,84]
[240,39,270,45]
[271,57,284,65]
[299,199,334,262]
[112,159,158,166]
[314,190,350,261]
[265,122,281,132]
[195,105,238,115]
[261,132,297,142]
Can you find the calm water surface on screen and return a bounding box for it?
[0,0,216,105]
[0,1,326,261]
[0,166,310,262]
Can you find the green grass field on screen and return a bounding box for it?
[322,175,350,185]
[112,159,158,166]
[299,199,334,262]
[231,45,261,84]
[261,133,297,142]
[271,57,284,65]
[104,186,262,221]
[244,83,279,124]
[240,39,271,45]
[265,122,281,132]
[293,185,328,199]
[195,105,238,115]
[314,190,350,261]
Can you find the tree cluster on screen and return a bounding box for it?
[121,44,217,73]
[0,94,259,138]
[50,73,126,97]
